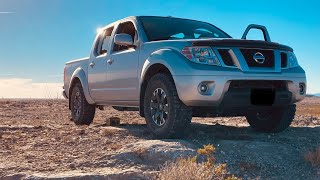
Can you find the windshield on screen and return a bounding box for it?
[139,16,231,41]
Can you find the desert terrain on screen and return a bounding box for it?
[0,97,319,179]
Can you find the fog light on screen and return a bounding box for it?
[299,83,305,95]
[198,83,208,93]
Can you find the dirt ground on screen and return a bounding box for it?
[0,97,319,179]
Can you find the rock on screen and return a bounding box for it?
[113,140,196,165]
[78,129,86,135]
[68,163,76,169]
[106,117,121,126]
[3,168,153,180]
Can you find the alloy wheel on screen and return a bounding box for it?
[150,88,169,126]
[72,90,82,118]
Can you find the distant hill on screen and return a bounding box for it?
[306,93,320,97]
[313,93,320,97]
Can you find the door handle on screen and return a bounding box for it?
[89,62,95,67]
[107,59,114,65]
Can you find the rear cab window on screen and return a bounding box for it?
[94,26,114,56]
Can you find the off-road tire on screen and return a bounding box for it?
[245,104,296,133]
[70,83,95,125]
[144,73,192,139]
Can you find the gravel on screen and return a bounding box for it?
[0,97,319,179]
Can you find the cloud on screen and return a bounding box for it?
[0,78,63,99]
[0,74,14,77]
[0,11,14,14]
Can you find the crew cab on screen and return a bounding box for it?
[63,16,306,138]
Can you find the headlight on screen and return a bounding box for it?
[287,51,299,68]
[181,46,221,66]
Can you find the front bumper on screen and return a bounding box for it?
[173,70,306,107]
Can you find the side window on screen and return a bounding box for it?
[95,26,114,56]
[113,22,136,52]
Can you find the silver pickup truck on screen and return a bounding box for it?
[63,16,306,138]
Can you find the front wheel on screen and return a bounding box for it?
[144,74,192,139]
[70,82,96,125]
[245,104,296,133]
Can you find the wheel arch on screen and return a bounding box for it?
[139,63,174,117]
[69,68,95,109]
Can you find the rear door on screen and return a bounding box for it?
[88,26,115,101]
[104,21,140,103]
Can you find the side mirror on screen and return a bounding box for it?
[114,33,134,47]
[242,24,271,42]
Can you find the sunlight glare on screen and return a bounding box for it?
[96,27,103,34]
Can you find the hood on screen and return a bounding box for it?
[191,39,293,52]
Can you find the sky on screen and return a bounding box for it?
[0,0,319,98]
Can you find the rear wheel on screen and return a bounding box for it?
[144,74,192,138]
[245,104,296,133]
[70,82,95,125]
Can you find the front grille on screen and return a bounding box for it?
[217,49,235,66]
[229,80,287,90]
[240,49,274,68]
[281,52,287,68]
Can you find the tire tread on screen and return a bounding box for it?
[71,83,95,125]
[144,73,192,138]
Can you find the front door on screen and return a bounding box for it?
[105,21,140,102]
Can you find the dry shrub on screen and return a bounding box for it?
[158,144,241,180]
[305,147,320,166]
[3,100,10,105]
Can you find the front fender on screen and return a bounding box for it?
[69,68,95,104]
[140,48,191,84]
